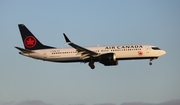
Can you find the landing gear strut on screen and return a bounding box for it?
[88,62,95,69]
[149,58,158,65]
[149,58,153,65]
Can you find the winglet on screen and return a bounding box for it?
[63,33,71,43]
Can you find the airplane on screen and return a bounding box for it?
[15,24,166,69]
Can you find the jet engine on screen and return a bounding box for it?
[99,53,118,66]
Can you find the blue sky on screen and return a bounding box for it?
[0,0,180,105]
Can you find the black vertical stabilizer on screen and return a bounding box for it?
[18,24,55,50]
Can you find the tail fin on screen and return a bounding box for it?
[18,24,55,50]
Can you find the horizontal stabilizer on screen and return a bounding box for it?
[15,46,34,53]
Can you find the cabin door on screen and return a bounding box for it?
[146,47,150,53]
[44,51,47,58]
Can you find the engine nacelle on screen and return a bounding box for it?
[99,53,118,66]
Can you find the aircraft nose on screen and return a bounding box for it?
[161,50,166,56]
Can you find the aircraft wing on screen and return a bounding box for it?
[63,33,99,60]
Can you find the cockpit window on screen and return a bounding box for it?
[152,47,161,50]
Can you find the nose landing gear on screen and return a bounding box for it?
[149,58,153,65]
[149,58,158,65]
[149,62,152,65]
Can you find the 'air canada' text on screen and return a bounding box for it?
[105,45,143,49]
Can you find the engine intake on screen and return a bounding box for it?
[99,53,118,66]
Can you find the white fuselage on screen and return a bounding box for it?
[21,45,166,63]
[16,24,166,69]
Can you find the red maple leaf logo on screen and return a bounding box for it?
[24,36,36,48]
[138,51,143,55]
[26,38,34,45]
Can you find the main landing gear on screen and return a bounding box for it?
[88,62,95,69]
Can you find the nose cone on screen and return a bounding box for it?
[161,50,166,56]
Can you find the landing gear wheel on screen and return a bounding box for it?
[149,58,153,66]
[88,62,95,69]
